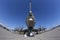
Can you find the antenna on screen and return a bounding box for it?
[29,0,32,13]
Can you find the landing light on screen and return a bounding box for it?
[29,18,33,21]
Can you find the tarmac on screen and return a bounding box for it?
[0,26,60,40]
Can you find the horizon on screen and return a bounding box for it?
[0,0,60,29]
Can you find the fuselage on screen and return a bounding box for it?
[26,13,35,29]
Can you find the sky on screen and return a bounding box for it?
[0,0,60,29]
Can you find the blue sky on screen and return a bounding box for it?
[0,0,60,29]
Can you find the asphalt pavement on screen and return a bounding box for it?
[0,26,60,40]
